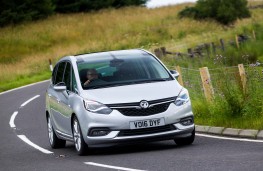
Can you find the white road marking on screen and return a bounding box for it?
[9,111,18,128]
[0,80,50,96]
[196,133,263,143]
[20,95,40,107]
[17,135,53,154]
[84,162,147,171]
[8,94,52,154]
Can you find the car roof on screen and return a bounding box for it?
[75,49,149,60]
[57,49,152,63]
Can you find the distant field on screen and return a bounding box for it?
[1,2,263,129]
[0,2,263,92]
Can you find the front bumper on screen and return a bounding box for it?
[85,123,194,147]
[78,102,194,147]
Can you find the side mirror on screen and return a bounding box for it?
[54,82,66,91]
[170,70,180,79]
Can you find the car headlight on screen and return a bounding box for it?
[83,100,112,114]
[174,88,190,106]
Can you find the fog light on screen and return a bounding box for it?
[180,117,193,126]
[89,128,110,137]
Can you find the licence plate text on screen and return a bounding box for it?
[130,118,165,129]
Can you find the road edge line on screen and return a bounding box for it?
[84,162,147,171]
[20,95,40,107]
[17,135,53,154]
[9,111,18,128]
[196,133,263,143]
[0,80,50,96]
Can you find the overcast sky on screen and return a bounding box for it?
[146,0,197,8]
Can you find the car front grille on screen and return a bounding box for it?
[117,124,176,137]
[107,96,176,117]
[116,102,171,116]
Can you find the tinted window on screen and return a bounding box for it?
[77,53,172,89]
[72,69,78,93]
[55,62,66,84]
[52,64,59,84]
[64,62,71,91]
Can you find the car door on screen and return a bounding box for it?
[48,61,66,133]
[47,63,59,117]
[53,62,74,138]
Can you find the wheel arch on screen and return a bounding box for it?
[71,113,77,133]
[46,110,49,121]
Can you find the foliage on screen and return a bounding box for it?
[162,24,263,129]
[0,0,148,26]
[0,0,55,26]
[178,0,251,25]
[0,4,263,129]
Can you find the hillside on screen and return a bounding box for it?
[0,3,263,91]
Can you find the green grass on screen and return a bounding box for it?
[0,2,263,129]
[163,24,263,130]
[0,71,51,92]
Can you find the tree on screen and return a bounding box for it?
[112,0,148,8]
[178,0,251,25]
[54,0,148,13]
[0,0,54,26]
[0,0,148,26]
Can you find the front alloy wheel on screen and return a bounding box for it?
[72,117,88,155]
[47,115,66,148]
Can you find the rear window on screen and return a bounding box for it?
[54,62,66,85]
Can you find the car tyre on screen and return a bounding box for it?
[72,116,88,155]
[174,128,195,146]
[47,115,66,148]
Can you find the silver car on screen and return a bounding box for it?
[46,49,195,155]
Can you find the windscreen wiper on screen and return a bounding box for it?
[86,83,127,89]
[135,78,170,83]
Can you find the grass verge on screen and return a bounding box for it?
[0,2,263,129]
[0,71,51,92]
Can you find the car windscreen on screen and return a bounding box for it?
[77,53,173,89]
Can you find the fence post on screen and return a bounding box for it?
[205,43,210,58]
[188,48,194,58]
[175,66,184,86]
[199,67,214,101]
[154,48,163,58]
[49,59,53,72]
[220,38,225,51]
[252,30,256,39]
[238,64,247,92]
[235,35,240,49]
[211,42,216,54]
[160,47,166,56]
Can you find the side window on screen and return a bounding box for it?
[54,62,66,85]
[63,62,71,91]
[52,64,59,85]
[72,69,78,93]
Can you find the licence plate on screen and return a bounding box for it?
[130,118,165,129]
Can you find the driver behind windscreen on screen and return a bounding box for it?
[83,69,106,86]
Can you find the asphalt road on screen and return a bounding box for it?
[0,81,263,171]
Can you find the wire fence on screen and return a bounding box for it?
[153,30,257,60]
[168,64,263,101]
[180,67,204,100]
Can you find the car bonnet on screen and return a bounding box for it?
[80,80,182,104]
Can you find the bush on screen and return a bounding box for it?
[0,0,148,26]
[0,0,54,27]
[178,0,251,25]
[178,7,198,19]
[54,0,148,13]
